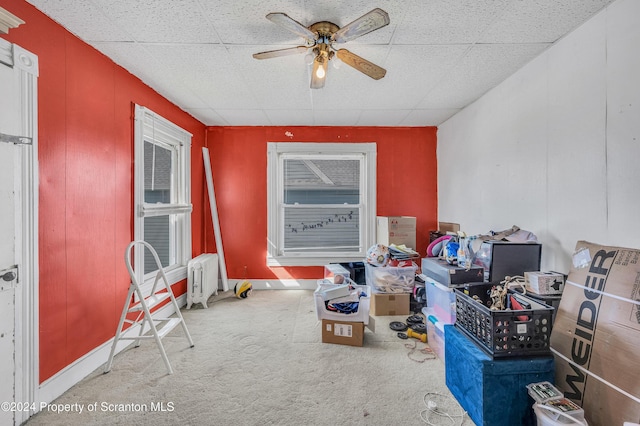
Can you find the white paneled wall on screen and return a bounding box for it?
[437,0,640,273]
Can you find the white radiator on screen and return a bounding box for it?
[186,253,219,309]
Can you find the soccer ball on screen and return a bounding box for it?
[366,244,390,267]
[234,280,253,298]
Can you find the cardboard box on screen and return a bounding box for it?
[370,293,410,316]
[421,257,484,286]
[429,222,460,242]
[377,216,416,249]
[321,319,364,347]
[550,241,640,425]
[524,271,565,295]
[438,222,460,233]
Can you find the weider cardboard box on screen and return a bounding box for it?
[550,241,640,425]
[377,216,416,249]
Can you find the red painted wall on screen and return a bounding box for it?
[1,1,208,382]
[205,127,438,280]
[2,0,438,384]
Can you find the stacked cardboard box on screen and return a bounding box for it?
[370,293,409,316]
[376,216,416,249]
[321,319,364,347]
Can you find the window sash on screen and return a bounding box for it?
[134,105,192,290]
[143,214,174,274]
[281,205,362,254]
[144,140,175,204]
[267,142,376,266]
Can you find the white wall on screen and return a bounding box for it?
[437,0,640,273]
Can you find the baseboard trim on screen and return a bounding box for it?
[37,294,187,409]
[226,278,318,291]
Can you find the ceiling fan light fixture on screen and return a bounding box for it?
[304,52,315,65]
[313,51,329,80]
[311,56,328,89]
[254,9,390,88]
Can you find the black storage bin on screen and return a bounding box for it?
[455,283,554,358]
[421,257,484,286]
[512,287,562,325]
[338,261,366,285]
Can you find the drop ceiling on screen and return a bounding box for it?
[26,0,615,126]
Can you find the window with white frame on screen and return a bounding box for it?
[267,142,376,266]
[134,105,192,290]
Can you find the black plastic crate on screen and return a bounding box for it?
[454,283,554,358]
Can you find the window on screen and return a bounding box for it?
[134,105,192,291]
[267,143,376,266]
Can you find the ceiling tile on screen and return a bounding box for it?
[313,109,363,126]
[357,109,411,126]
[479,0,615,43]
[215,109,270,126]
[418,43,550,109]
[27,0,131,41]
[401,109,461,126]
[92,0,221,43]
[373,44,470,109]
[264,109,315,126]
[393,0,511,44]
[185,108,228,126]
[141,44,259,109]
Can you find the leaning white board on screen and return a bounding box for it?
[202,147,229,292]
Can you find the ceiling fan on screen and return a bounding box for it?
[252,8,390,89]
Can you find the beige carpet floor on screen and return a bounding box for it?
[26,290,474,425]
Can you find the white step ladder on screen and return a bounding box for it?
[104,240,194,375]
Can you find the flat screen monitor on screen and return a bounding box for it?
[474,241,542,282]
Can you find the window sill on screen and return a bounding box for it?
[267,256,365,267]
[165,265,187,285]
[139,265,188,296]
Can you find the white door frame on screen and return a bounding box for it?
[0,38,39,425]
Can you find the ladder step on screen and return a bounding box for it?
[114,318,181,341]
[156,318,182,339]
[128,291,171,312]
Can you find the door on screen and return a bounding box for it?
[0,39,38,425]
[0,108,18,426]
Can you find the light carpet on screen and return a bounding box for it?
[26,290,474,425]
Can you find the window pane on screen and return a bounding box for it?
[284,159,359,204]
[144,141,173,203]
[144,215,171,274]
[284,207,360,253]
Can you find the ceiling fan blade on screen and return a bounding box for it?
[310,58,327,89]
[336,49,386,80]
[332,8,390,43]
[253,46,308,60]
[266,12,317,41]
